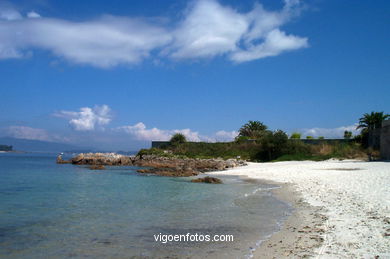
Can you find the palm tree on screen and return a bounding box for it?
[238,120,268,139]
[357,111,389,132]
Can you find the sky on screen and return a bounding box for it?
[0,0,389,150]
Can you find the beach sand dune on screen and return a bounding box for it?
[212,160,390,258]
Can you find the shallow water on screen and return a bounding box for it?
[0,153,291,258]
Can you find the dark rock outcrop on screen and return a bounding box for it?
[191,176,223,184]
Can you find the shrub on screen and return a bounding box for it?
[290,132,301,139]
[257,130,288,161]
[137,148,173,158]
[344,131,352,139]
[234,135,250,143]
[170,133,187,145]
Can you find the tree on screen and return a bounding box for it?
[238,121,268,139]
[318,136,325,140]
[357,111,389,132]
[259,130,288,161]
[356,111,389,149]
[290,132,301,139]
[306,136,314,139]
[170,133,187,145]
[344,131,352,139]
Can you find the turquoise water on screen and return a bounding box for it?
[0,153,291,258]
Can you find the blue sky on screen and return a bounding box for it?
[0,0,389,150]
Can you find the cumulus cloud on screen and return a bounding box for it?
[302,124,361,138]
[170,0,307,61]
[117,122,239,142]
[54,105,112,131]
[214,130,238,141]
[117,122,171,141]
[116,123,203,141]
[6,126,67,142]
[0,0,307,67]
[169,0,248,59]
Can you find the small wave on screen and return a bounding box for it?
[244,185,281,197]
[244,214,287,258]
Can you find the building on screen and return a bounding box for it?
[380,119,390,160]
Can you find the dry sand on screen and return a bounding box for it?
[211,159,390,258]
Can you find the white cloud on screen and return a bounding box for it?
[117,122,204,142]
[230,29,308,62]
[0,0,307,67]
[54,105,112,131]
[6,126,67,142]
[117,122,171,141]
[117,122,240,142]
[214,130,238,142]
[169,0,307,61]
[0,13,171,67]
[302,124,361,138]
[27,11,41,18]
[169,0,248,59]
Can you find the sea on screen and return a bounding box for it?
[0,153,292,259]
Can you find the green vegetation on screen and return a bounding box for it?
[170,133,187,146]
[257,130,288,161]
[138,148,174,158]
[354,111,389,148]
[165,142,261,160]
[290,132,301,139]
[237,120,268,139]
[357,111,389,132]
[344,130,352,139]
[141,111,387,162]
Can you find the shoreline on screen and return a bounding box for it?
[210,159,390,258]
[253,181,326,258]
[234,176,326,258]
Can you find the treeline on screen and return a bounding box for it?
[138,111,388,162]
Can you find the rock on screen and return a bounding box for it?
[137,167,199,177]
[56,155,71,164]
[191,176,223,184]
[70,153,133,166]
[62,152,247,177]
[90,165,105,170]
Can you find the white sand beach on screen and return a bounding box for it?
[211,160,390,258]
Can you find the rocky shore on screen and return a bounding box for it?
[57,152,247,177]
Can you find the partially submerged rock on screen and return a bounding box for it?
[90,165,105,170]
[56,155,71,164]
[137,167,199,177]
[191,176,223,184]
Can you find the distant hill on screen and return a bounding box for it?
[0,137,92,153]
